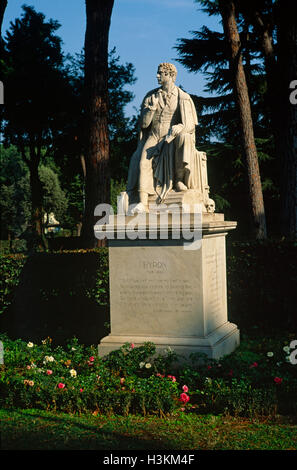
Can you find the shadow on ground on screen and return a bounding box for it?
[1,409,168,450]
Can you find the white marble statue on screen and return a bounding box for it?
[126,62,211,213]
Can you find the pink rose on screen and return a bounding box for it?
[89,356,94,362]
[46,370,53,375]
[80,388,84,392]
[182,385,189,393]
[58,383,65,389]
[130,343,135,349]
[167,375,176,382]
[249,362,258,368]
[179,393,190,404]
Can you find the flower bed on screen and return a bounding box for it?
[1,334,297,417]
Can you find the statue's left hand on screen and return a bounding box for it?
[166,124,184,142]
[171,124,183,136]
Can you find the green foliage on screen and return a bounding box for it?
[110,178,127,213]
[1,241,296,340]
[0,146,69,237]
[39,165,68,225]
[61,174,84,232]
[0,336,180,416]
[59,48,137,188]
[0,146,31,238]
[0,333,296,418]
[0,254,26,315]
[175,0,281,236]
[85,248,109,306]
[2,5,74,151]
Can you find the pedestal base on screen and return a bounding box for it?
[98,321,239,360]
[96,214,239,362]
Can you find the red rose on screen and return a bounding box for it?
[179,393,190,404]
[274,377,282,385]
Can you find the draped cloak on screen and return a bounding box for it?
[127,86,204,204]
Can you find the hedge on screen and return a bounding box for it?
[0,240,296,344]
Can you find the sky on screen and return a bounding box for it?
[2,0,222,116]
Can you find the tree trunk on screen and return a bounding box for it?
[254,9,279,137]
[219,0,267,239]
[81,0,114,247]
[0,0,7,40]
[28,160,46,251]
[277,2,297,239]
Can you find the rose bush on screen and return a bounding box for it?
[0,334,296,417]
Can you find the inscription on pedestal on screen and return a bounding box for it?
[118,278,194,315]
[109,246,204,336]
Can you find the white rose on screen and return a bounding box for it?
[145,363,152,369]
[70,369,77,378]
[267,352,274,357]
[27,342,34,348]
[43,355,55,364]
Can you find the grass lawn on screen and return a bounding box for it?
[0,408,297,451]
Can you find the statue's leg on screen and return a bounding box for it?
[138,135,158,209]
[174,131,192,191]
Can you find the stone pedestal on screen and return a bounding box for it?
[95,212,239,360]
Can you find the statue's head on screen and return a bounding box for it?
[157,63,177,84]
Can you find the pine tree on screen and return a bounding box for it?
[81,0,115,247]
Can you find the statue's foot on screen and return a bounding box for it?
[128,202,148,215]
[175,181,187,192]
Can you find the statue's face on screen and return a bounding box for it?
[156,67,174,87]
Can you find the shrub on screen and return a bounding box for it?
[1,334,297,418]
[0,254,26,315]
[226,240,297,331]
[0,336,181,416]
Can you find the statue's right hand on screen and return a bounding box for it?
[150,93,159,109]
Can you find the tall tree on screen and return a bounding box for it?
[277,1,297,238]
[176,1,270,238]
[218,0,267,239]
[2,6,75,249]
[81,0,115,247]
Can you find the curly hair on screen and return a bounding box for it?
[158,63,177,80]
